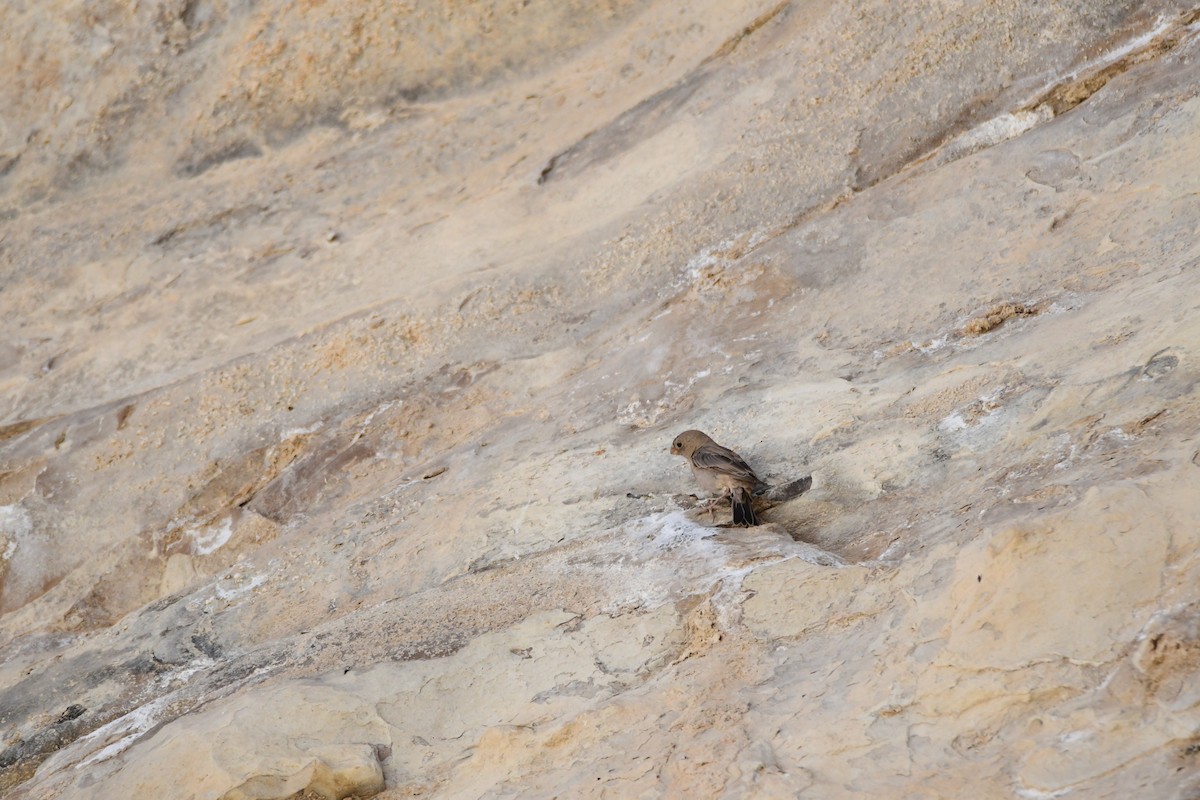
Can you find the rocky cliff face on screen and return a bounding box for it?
[2,1,1200,797]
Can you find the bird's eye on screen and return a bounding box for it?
[674,441,681,448]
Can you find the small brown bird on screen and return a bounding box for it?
[670,429,764,526]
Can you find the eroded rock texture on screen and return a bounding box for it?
[2,1,1200,797]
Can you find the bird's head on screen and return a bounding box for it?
[670,429,714,457]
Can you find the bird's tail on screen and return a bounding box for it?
[731,487,758,526]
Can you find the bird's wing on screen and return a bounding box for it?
[691,443,761,483]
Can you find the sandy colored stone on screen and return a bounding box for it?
[943,483,1171,669]
[741,559,886,640]
[3,1,1200,799]
[160,553,200,597]
[38,608,685,799]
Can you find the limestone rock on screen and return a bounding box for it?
[3,1,1200,798]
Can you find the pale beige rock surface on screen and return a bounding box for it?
[2,1,1200,798]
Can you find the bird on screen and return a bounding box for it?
[670,429,765,526]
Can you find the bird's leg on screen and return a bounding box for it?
[698,492,733,523]
[696,495,721,521]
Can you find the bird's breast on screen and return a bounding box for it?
[690,464,726,493]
